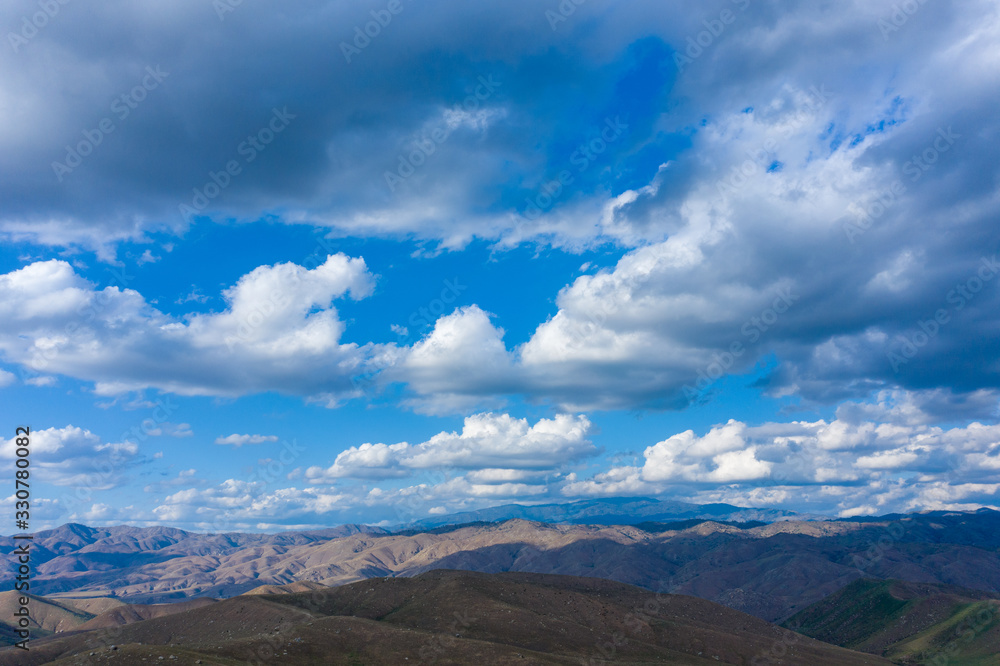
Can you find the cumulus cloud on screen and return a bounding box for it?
[68,503,133,523]
[305,412,595,482]
[1,1,998,415]
[563,393,1000,515]
[355,0,1000,412]
[135,390,998,527]
[152,479,350,529]
[392,86,1000,408]
[307,442,412,480]
[0,254,378,399]
[0,426,141,490]
[394,305,517,413]
[4,1,999,529]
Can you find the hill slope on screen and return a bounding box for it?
[0,592,95,636]
[0,522,384,594]
[74,598,217,631]
[786,578,1000,665]
[242,581,329,595]
[0,570,892,666]
[50,597,126,616]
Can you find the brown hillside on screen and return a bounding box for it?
[75,598,217,631]
[0,592,93,634]
[51,597,125,616]
[1,570,892,666]
[242,581,328,595]
[13,511,1000,624]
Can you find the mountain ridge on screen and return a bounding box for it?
[2,508,998,625]
[399,496,804,530]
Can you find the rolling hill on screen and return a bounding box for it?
[0,570,892,665]
[74,597,218,631]
[786,578,1000,665]
[242,581,330,596]
[0,591,104,637]
[0,592,216,648]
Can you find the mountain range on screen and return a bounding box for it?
[1,504,997,621]
[401,497,802,530]
[2,500,999,663]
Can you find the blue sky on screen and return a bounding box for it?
[1,0,999,530]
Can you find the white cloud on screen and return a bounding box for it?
[164,423,193,438]
[134,390,1000,527]
[175,287,209,305]
[152,479,350,528]
[306,442,411,480]
[855,448,922,469]
[0,1,997,416]
[563,394,1000,515]
[0,255,380,399]
[395,306,516,414]
[307,412,594,484]
[640,421,772,484]
[136,249,159,265]
[706,449,773,483]
[215,434,279,447]
[408,412,594,469]
[838,505,878,519]
[561,466,653,498]
[369,2,1000,412]
[0,425,141,490]
[465,468,550,483]
[70,503,119,522]
[143,468,204,494]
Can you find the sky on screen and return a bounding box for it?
[1,0,999,531]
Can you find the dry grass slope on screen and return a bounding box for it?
[75,598,218,631]
[0,570,892,665]
[242,581,328,596]
[0,592,95,635]
[787,578,1000,665]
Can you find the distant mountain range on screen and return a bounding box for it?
[2,505,998,626]
[0,522,384,596]
[400,496,803,529]
[3,503,999,663]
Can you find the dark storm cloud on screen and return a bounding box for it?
[1,0,998,414]
[0,0,676,254]
[378,0,1000,411]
